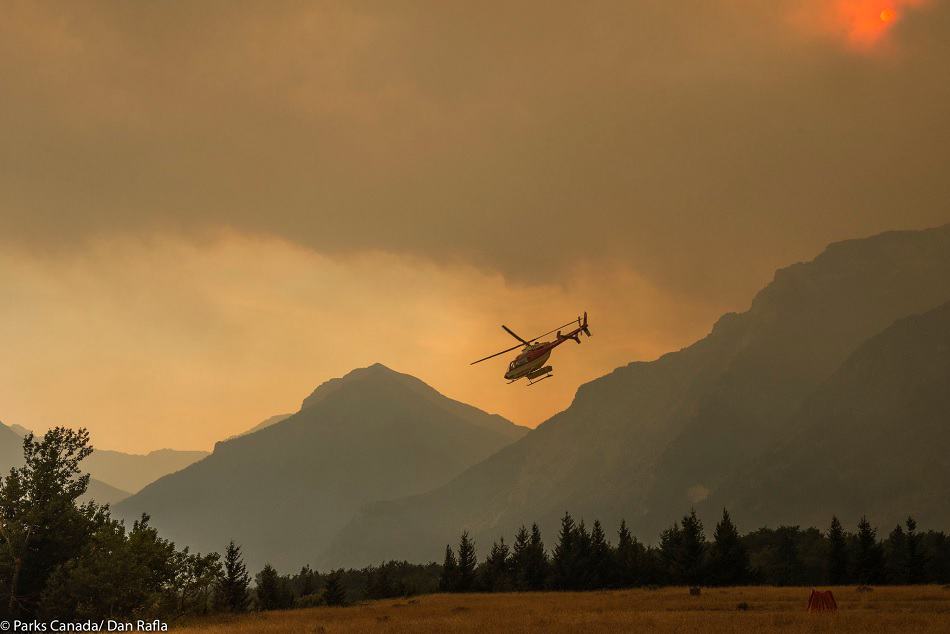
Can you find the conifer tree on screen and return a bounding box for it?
[678,510,707,586]
[886,523,907,584]
[295,565,316,597]
[614,520,644,587]
[708,508,749,586]
[456,531,477,592]
[217,541,250,612]
[827,516,849,585]
[658,522,683,584]
[439,545,458,592]
[481,538,513,592]
[588,520,611,589]
[773,527,802,586]
[573,520,593,589]
[904,517,925,584]
[854,516,884,585]
[525,523,549,590]
[366,564,396,599]
[511,526,531,590]
[321,569,346,606]
[255,563,292,610]
[928,532,950,584]
[552,512,577,589]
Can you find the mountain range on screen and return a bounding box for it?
[320,224,950,567]
[0,422,208,504]
[115,365,528,570]
[25,223,950,571]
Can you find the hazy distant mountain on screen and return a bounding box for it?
[83,448,210,494]
[323,225,950,567]
[0,423,132,506]
[115,364,528,570]
[7,423,32,438]
[709,300,950,530]
[227,414,293,440]
[84,479,133,506]
[0,420,208,499]
[0,424,26,472]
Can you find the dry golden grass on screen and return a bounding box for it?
[176,586,950,633]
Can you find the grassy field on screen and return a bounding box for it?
[176,585,950,633]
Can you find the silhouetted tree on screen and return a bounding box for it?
[480,538,513,592]
[456,532,477,592]
[217,541,250,612]
[773,527,803,586]
[573,520,595,589]
[552,512,578,589]
[439,545,458,592]
[853,516,884,585]
[511,526,531,590]
[904,517,925,584]
[588,520,611,589]
[708,509,749,586]
[678,510,706,586]
[178,551,222,616]
[293,565,317,598]
[827,516,849,585]
[256,563,293,610]
[0,427,99,616]
[524,523,549,590]
[38,513,178,620]
[321,569,346,606]
[658,522,682,585]
[886,523,907,584]
[614,520,646,587]
[925,531,950,584]
[366,564,397,599]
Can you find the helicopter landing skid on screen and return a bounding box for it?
[527,373,553,386]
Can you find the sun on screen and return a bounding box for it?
[880,8,897,23]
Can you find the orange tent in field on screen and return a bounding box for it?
[807,589,838,612]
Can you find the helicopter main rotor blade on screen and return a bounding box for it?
[502,325,530,344]
[528,319,583,342]
[470,342,525,365]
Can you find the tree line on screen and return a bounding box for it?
[3,427,949,622]
[439,509,950,592]
[0,428,439,622]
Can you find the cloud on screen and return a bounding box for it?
[1,1,948,305]
[1,2,949,451]
[0,232,725,452]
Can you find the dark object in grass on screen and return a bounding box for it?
[689,586,701,596]
[856,585,874,593]
[736,602,750,611]
[807,590,838,612]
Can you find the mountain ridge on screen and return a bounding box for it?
[321,224,950,567]
[116,363,528,570]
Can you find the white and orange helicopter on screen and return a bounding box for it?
[471,312,591,386]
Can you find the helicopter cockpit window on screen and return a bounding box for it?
[509,361,517,370]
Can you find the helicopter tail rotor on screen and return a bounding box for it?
[580,311,591,337]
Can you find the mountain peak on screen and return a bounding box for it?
[116,364,527,571]
[300,363,431,410]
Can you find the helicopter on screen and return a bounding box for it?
[470,312,591,386]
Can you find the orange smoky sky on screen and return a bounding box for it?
[1,1,949,452]
[791,0,934,50]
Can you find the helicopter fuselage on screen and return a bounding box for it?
[503,342,556,380]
